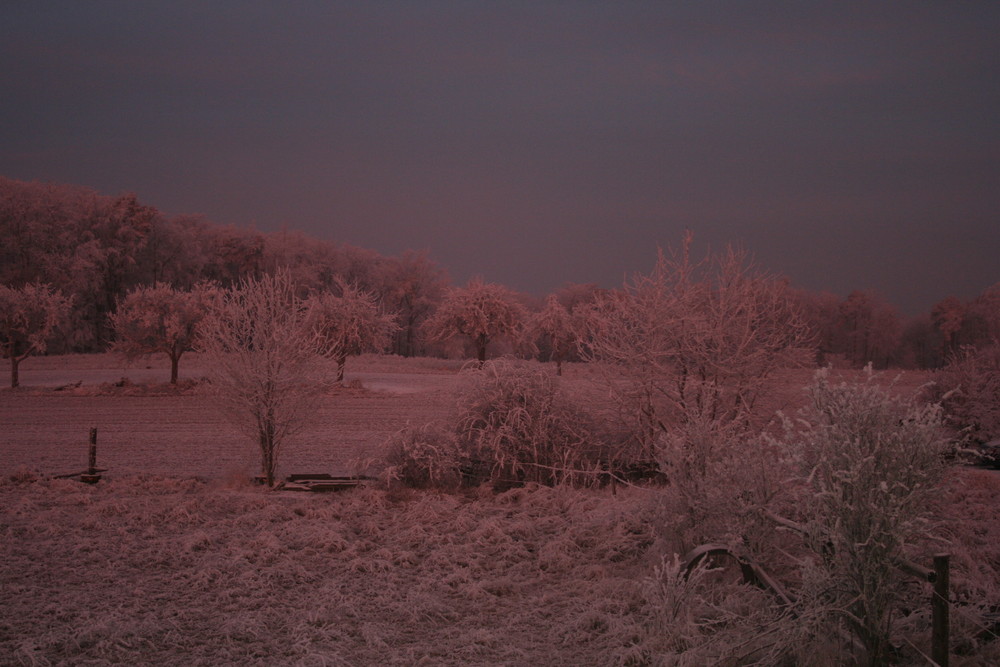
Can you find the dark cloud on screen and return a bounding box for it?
[2,1,998,313]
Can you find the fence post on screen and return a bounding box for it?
[88,427,98,474]
[932,553,950,667]
[80,427,101,484]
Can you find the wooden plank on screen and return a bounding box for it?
[280,474,371,492]
[53,468,108,479]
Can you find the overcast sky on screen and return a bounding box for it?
[2,2,998,314]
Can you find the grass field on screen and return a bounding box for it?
[2,354,998,665]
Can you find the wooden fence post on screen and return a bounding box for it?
[88,427,97,474]
[932,553,950,667]
[81,428,101,484]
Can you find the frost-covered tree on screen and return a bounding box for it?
[530,294,578,376]
[197,271,331,486]
[931,295,966,358]
[931,343,1000,445]
[423,278,527,363]
[306,281,398,383]
[381,250,448,357]
[965,283,1000,347]
[583,235,812,453]
[835,290,902,369]
[0,283,73,388]
[109,283,217,384]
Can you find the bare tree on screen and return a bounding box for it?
[423,278,528,363]
[109,283,216,384]
[836,290,902,369]
[197,272,331,486]
[0,283,73,388]
[305,280,398,383]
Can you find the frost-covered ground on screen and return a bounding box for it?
[1,354,462,480]
[1,476,668,666]
[2,355,997,665]
[2,466,998,665]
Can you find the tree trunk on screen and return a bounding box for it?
[10,356,19,389]
[258,404,279,487]
[337,355,346,383]
[260,428,276,487]
[170,352,180,385]
[476,334,487,364]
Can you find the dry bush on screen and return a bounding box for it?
[929,343,1000,446]
[5,465,41,485]
[633,551,846,666]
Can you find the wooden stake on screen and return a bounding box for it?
[88,427,97,475]
[80,427,101,484]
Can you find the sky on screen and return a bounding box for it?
[2,2,998,315]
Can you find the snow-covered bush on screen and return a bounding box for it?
[454,358,609,487]
[382,360,622,489]
[653,420,790,551]
[929,343,1000,446]
[383,422,463,489]
[778,367,951,664]
[642,370,955,664]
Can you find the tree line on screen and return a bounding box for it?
[2,175,999,386]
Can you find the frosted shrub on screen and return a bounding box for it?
[929,343,1000,446]
[654,421,790,550]
[454,358,607,487]
[639,554,710,657]
[779,367,951,664]
[383,422,463,489]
